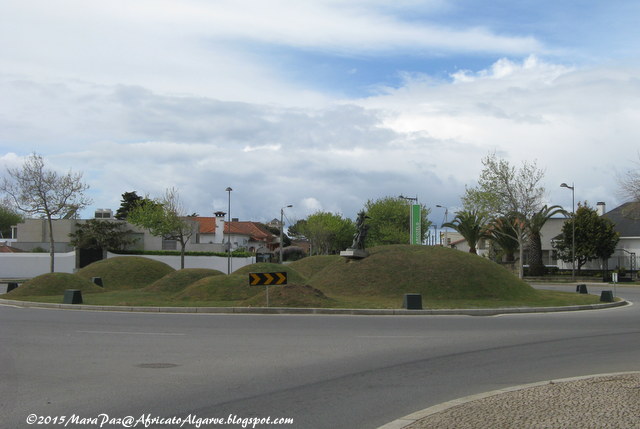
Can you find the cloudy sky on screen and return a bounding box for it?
[2,0,640,230]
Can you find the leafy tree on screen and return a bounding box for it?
[463,153,545,278]
[526,205,567,276]
[69,219,137,257]
[442,209,488,254]
[364,196,431,246]
[128,187,196,269]
[0,153,91,272]
[0,204,22,239]
[553,203,619,272]
[115,191,145,220]
[282,246,306,261]
[287,219,307,241]
[298,211,354,255]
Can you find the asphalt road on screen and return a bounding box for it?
[1,284,639,429]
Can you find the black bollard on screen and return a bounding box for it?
[63,289,83,304]
[577,284,588,294]
[600,290,614,302]
[403,293,423,310]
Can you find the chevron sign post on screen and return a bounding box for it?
[249,272,287,286]
[249,272,287,307]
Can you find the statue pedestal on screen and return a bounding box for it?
[340,248,369,259]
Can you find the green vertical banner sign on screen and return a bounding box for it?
[410,204,421,245]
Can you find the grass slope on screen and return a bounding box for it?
[243,284,335,308]
[287,255,341,280]
[174,275,261,302]
[310,245,538,301]
[233,262,308,284]
[76,256,175,290]
[6,273,104,297]
[175,263,309,303]
[145,268,224,294]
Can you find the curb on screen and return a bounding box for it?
[376,371,640,429]
[0,297,628,315]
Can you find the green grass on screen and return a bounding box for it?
[145,268,224,293]
[5,273,104,297]
[310,245,538,301]
[244,284,336,308]
[76,256,175,290]
[2,246,607,309]
[287,255,341,280]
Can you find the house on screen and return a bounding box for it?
[224,220,279,255]
[8,209,278,258]
[601,202,640,272]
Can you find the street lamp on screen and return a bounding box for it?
[560,183,575,281]
[436,205,448,246]
[280,204,292,263]
[226,187,232,274]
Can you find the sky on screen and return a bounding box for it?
[2,0,640,232]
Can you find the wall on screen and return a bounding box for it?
[105,252,254,272]
[0,252,77,278]
[0,252,254,278]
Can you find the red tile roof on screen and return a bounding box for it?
[224,221,275,242]
[0,243,24,253]
[193,217,217,234]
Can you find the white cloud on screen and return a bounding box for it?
[2,1,639,226]
[0,0,544,106]
[357,57,640,210]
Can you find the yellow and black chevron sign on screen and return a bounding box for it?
[249,272,287,286]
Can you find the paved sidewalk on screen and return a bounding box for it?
[381,372,640,429]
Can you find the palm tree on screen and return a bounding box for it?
[486,213,521,262]
[526,205,567,276]
[442,209,488,254]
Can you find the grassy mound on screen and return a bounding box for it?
[243,284,335,308]
[6,273,104,297]
[233,262,308,284]
[174,274,262,302]
[310,245,538,301]
[76,256,175,290]
[145,268,224,294]
[287,255,341,280]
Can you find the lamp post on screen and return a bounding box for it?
[280,204,292,263]
[560,183,575,281]
[436,205,448,247]
[226,187,232,274]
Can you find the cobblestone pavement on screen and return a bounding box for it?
[399,373,640,429]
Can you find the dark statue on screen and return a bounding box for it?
[350,210,370,250]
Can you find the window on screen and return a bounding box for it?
[162,239,177,250]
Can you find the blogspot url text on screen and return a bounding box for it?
[25,413,294,428]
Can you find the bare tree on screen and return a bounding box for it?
[618,156,640,202]
[1,153,91,272]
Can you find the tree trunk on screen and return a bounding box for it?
[180,240,186,269]
[528,231,545,276]
[516,228,525,279]
[47,215,55,272]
